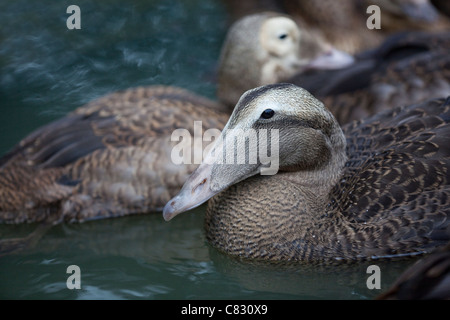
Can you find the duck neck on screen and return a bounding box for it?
[204,127,349,261]
[282,126,348,206]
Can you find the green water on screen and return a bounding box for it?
[0,210,415,300]
[0,0,417,300]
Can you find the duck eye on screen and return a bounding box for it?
[260,109,275,119]
[278,33,288,40]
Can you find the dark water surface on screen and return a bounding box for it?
[0,0,419,300]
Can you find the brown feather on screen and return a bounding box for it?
[0,86,229,223]
[222,0,450,53]
[204,94,450,261]
[291,31,450,124]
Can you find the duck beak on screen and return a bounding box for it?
[306,47,354,70]
[163,162,218,221]
[163,123,265,221]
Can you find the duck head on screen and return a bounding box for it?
[217,12,355,108]
[163,83,347,221]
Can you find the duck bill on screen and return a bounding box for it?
[163,135,225,221]
[163,162,218,221]
[163,126,264,221]
[306,47,354,70]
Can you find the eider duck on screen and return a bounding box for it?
[222,0,450,54]
[164,83,450,262]
[217,12,450,124]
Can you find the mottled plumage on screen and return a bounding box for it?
[292,31,450,124]
[222,0,450,54]
[0,86,229,223]
[216,13,450,125]
[164,84,450,262]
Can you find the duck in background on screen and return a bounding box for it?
[217,12,450,124]
[0,14,353,226]
[290,30,450,124]
[0,86,229,224]
[222,0,450,54]
[377,242,450,299]
[164,83,450,262]
[216,12,354,108]
[281,0,450,54]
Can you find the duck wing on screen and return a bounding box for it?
[0,86,228,223]
[290,32,450,124]
[329,97,450,257]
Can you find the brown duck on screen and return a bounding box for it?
[222,0,450,54]
[0,86,229,224]
[291,31,450,124]
[217,13,450,124]
[164,83,450,262]
[0,14,351,225]
[216,12,354,108]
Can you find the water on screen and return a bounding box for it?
[0,210,416,300]
[0,0,419,300]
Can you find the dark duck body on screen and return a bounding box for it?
[291,31,450,124]
[217,13,450,125]
[222,0,450,54]
[378,242,450,299]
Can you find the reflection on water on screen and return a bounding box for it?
[0,208,418,300]
[0,0,420,300]
[1,206,421,300]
